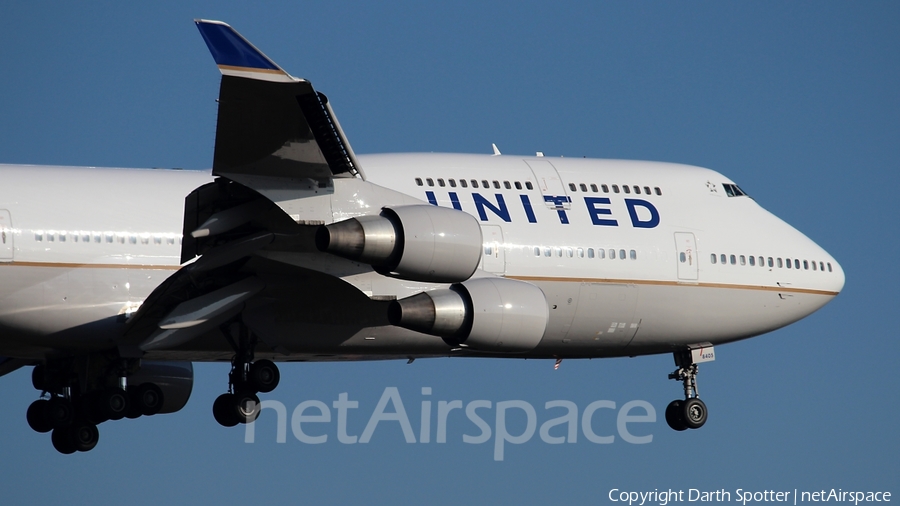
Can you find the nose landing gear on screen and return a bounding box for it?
[665,344,714,431]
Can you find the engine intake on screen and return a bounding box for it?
[388,278,549,352]
[316,205,482,283]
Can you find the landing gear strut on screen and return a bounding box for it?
[213,321,280,427]
[665,345,714,431]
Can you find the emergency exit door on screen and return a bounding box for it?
[0,210,12,261]
[674,232,698,280]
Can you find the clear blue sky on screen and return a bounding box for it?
[0,2,897,504]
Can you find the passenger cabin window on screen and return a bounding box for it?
[515,182,522,190]
[612,185,620,193]
[730,254,736,265]
[591,184,598,192]
[804,260,809,270]
[777,258,783,268]
[768,257,774,267]
[680,252,686,263]
[482,180,489,188]
[415,178,423,186]
[426,178,434,187]
[569,183,577,191]
[580,184,588,192]
[623,186,631,194]
[711,254,717,264]
[633,185,640,194]
[749,256,755,266]
[609,249,616,259]
[820,261,825,271]
[437,178,445,187]
[492,181,500,189]
[460,179,468,188]
[630,249,637,260]
[786,258,792,269]
[588,248,595,258]
[504,181,511,189]
[525,181,534,190]
[794,259,800,269]
[449,179,456,188]
[828,262,833,272]
[720,254,726,264]
[759,256,764,267]
[740,255,746,265]
[644,186,651,195]
[471,180,479,188]
[602,184,609,193]
[654,187,662,196]
[619,249,626,259]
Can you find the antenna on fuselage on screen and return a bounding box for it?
[491,143,502,156]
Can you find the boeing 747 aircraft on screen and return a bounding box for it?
[0,20,844,454]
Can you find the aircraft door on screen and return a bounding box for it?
[480,225,505,274]
[525,160,570,210]
[0,210,12,261]
[674,232,698,280]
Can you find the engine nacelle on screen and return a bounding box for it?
[316,205,482,283]
[388,277,549,352]
[127,361,193,414]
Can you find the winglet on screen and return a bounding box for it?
[194,19,295,83]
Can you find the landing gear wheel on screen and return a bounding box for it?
[134,383,164,416]
[681,398,708,429]
[96,388,129,421]
[31,364,47,391]
[70,423,99,452]
[665,400,687,431]
[46,396,74,429]
[232,391,261,424]
[248,360,280,393]
[213,393,239,427]
[26,399,53,433]
[51,427,77,455]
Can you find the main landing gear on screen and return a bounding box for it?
[664,345,715,432]
[26,359,164,454]
[212,322,280,428]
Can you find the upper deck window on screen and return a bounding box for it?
[415,178,423,186]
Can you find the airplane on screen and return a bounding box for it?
[0,20,845,454]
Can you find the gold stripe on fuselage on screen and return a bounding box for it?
[0,262,839,296]
[507,275,839,297]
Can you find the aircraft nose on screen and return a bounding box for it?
[829,257,846,295]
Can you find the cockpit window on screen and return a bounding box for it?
[723,183,749,198]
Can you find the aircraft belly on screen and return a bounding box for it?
[0,265,165,347]
[625,284,836,350]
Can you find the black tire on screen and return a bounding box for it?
[97,388,129,421]
[31,365,47,391]
[70,423,99,452]
[80,392,109,425]
[249,360,280,393]
[232,390,261,424]
[213,393,239,427]
[125,389,143,419]
[682,398,708,429]
[46,396,74,429]
[665,400,687,431]
[26,399,53,433]
[51,428,76,455]
[134,383,164,416]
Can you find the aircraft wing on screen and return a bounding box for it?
[195,19,364,182]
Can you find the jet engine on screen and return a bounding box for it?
[316,205,482,283]
[127,361,194,414]
[388,277,549,352]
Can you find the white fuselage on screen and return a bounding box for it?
[0,154,844,361]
